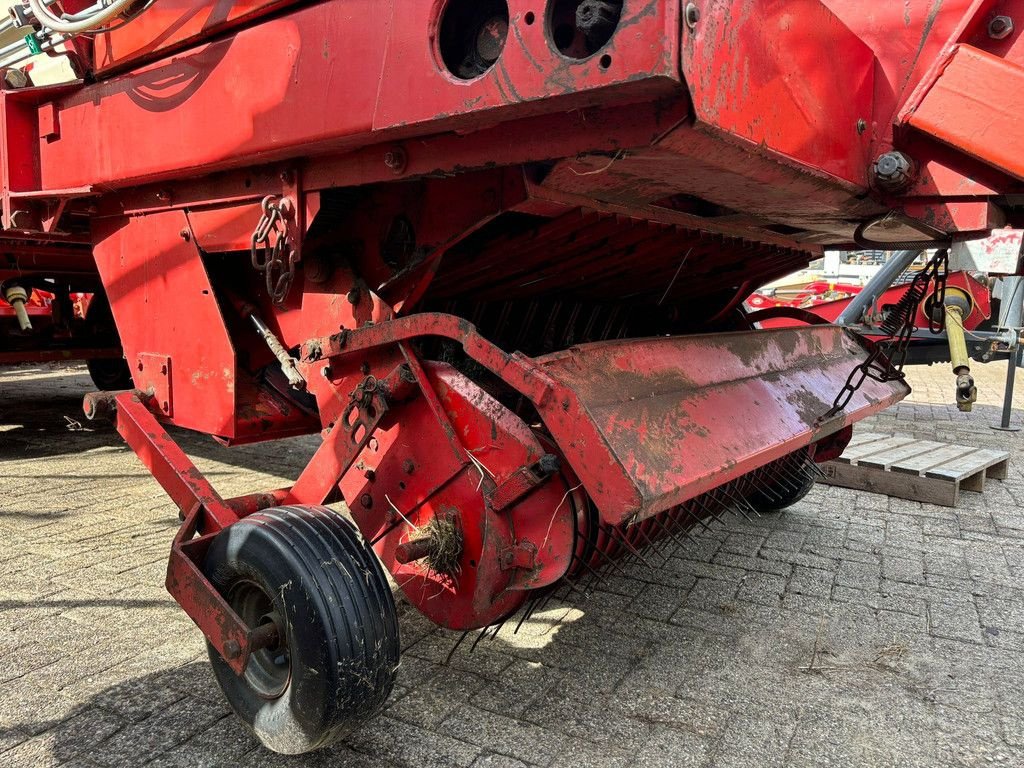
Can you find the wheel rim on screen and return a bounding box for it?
[228,579,291,699]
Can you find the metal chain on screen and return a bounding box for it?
[820,249,948,422]
[250,195,298,304]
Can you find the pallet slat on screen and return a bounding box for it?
[840,436,918,463]
[821,432,1010,508]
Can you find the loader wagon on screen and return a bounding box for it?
[3,0,1024,753]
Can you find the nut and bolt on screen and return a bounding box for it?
[402,459,416,475]
[684,2,700,30]
[872,151,916,191]
[347,287,361,305]
[223,640,241,660]
[989,15,1014,40]
[383,147,407,174]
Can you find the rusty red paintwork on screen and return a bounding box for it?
[5,0,1024,659]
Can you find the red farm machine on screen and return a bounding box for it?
[4,0,1024,753]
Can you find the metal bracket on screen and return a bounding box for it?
[136,353,171,416]
[284,366,414,505]
[487,454,559,511]
[499,540,538,571]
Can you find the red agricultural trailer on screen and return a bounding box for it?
[4,0,1024,753]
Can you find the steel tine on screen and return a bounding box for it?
[469,627,490,655]
[668,508,703,542]
[574,553,610,585]
[560,574,591,600]
[776,459,804,487]
[630,521,670,565]
[487,615,509,642]
[445,631,470,664]
[588,542,631,578]
[514,599,540,634]
[695,492,728,528]
[752,470,784,502]
[681,501,713,532]
[720,486,754,522]
[604,524,653,566]
[649,513,692,549]
[534,588,559,615]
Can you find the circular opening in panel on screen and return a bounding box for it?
[547,0,622,59]
[439,0,510,80]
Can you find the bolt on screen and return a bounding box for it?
[989,15,1014,39]
[684,2,700,29]
[280,169,295,185]
[322,365,333,379]
[363,468,376,481]
[222,640,241,660]
[360,493,374,509]
[872,151,915,191]
[856,118,867,135]
[383,147,407,174]
[160,364,167,375]
[402,459,416,475]
[3,69,28,89]
[162,401,170,413]
[347,287,361,305]
[179,228,191,241]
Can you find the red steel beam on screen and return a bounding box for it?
[908,44,1024,182]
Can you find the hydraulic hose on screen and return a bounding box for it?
[27,0,139,34]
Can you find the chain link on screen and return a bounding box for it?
[250,195,298,304]
[819,249,949,422]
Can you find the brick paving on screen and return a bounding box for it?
[2,360,1024,767]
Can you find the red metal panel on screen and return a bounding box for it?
[907,44,1024,181]
[372,0,681,129]
[37,1,682,191]
[93,0,301,76]
[91,211,239,437]
[39,2,389,189]
[533,326,909,522]
[681,0,876,187]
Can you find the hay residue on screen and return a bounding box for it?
[422,514,463,577]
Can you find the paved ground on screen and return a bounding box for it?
[3,360,1024,767]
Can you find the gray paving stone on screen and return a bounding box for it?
[6,362,1024,768]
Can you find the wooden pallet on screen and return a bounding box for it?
[820,432,1010,507]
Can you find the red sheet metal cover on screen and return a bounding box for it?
[534,326,909,524]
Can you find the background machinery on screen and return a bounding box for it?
[3,0,1024,754]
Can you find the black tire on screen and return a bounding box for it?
[203,505,400,754]
[83,296,133,391]
[747,457,816,514]
[86,357,133,391]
